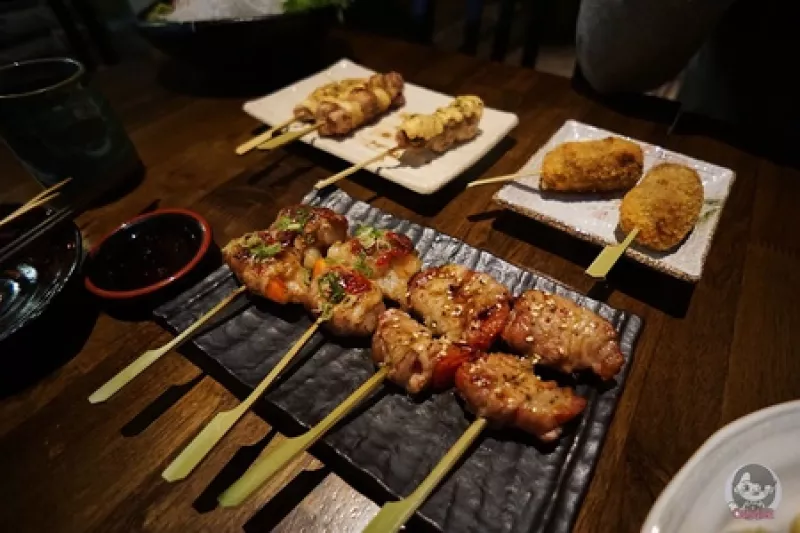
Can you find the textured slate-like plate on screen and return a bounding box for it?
[155,189,643,533]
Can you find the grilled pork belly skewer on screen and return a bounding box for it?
[260,72,406,152]
[364,352,586,533]
[236,78,367,155]
[372,309,474,393]
[502,290,624,380]
[407,264,511,350]
[89,206,346,406]
[314,95,485,190]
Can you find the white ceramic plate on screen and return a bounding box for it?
[493,120,736,282]
[243,59,519,195]
[643,400,800,533]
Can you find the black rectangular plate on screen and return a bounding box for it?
[154,189,643,533]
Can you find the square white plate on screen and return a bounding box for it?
[243,59,519,195]
[493,120,736,282]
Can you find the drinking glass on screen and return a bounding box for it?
[0,58,142,198]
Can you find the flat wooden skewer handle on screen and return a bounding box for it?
[585,227,640,279]
[314,146,401,190]
[162,317,324,482]
[88,286,247,404]
[467,171,538,189]
[256,124,320,151]
[235,117,296,155]
[363,417,488,533]
[218,367,389,507]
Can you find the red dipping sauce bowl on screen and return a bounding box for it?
[84,208,215,302]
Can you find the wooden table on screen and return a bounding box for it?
[1,30,798,533]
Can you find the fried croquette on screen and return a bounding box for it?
[619,163,704,251]
[540,137,644,193]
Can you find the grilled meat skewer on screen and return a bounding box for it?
[396,96,484,153]
[502,290,624,380]
[222,206,348,304]
[372,309,474,393]
[316,72,405,136]
[455,352,587,441]
[326,225,422,305]
[408,264,511,350]
[293,78,366,122]
[307,263,386,337]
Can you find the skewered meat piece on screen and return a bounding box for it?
[619,163,704,251]
[293,78,366,122]
[407,264,511,350]
[396,96,484,153]
[540,137,644,193]
[269,205,348,269]
[372,309,474,393]
[316,72,405,136]
[455,353,586,441]
[223,237,309,305]
[306,264,386,337]
[502,290,624,380]
[222,206,347,305]
[326,225,422,304]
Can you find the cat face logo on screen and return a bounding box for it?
[726,464,781,520]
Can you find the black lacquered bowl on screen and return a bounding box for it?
[136,3,336,70]
[84,208,214,300]
[0,204,83,344]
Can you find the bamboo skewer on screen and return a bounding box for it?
[256,124,321,151]
[0,177,72,229]
[363,417,488,533]
[236,117,297,155]
[88,286,248,404]
[466,171,539,189]
[218,367,390,507]
[162,316,325,481]
[314,146,401,190]
[585,228,640,279]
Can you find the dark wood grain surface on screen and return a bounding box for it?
[1,30,798,533]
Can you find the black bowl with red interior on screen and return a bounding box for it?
[83,208,221,317]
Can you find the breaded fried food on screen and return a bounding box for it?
[540,137,644,192]
[619,163,704,251]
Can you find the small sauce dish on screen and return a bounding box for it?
[84,208,213,301]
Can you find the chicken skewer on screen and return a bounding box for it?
[159,207,349,480]
[165,224,420,480]
[259,72,406,152]
[314,95,485,190]
[218,264,517,507]
[235,78,366,155]
[585,163,703,278]
[88,206,345,402]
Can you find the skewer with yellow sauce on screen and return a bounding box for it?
[397,95,484,152]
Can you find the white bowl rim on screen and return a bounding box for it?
[641,399,800,532]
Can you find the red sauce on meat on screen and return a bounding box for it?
[338,268,372,295]
[375,232,413,267]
